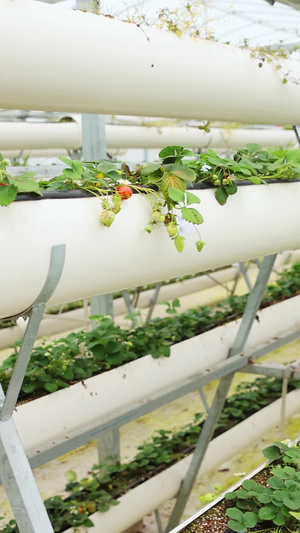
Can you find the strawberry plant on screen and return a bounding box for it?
[0,148,204,254]
[0,261,299,400]
[1,144,300,252]
[189,143,300,205]
[1,378,300,533]
[224,442,300,532]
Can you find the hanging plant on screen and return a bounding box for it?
[0,144,299,253]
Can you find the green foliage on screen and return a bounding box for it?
[0,147,204,254]
[187,143,300,205]
[2,144,300,255]
[225,442,300,532]
[2,374,300,533]
[0,262,299,400]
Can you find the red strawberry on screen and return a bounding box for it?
[116,185,133,200]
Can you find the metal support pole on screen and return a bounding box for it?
[0,244,66,533]
[97,428,120,473]
[155,509,164,533]
[146,282,162,322]
[165,254,277,531]
[198,387,210,414]
[280,377,288,439]
[0,244,66,420]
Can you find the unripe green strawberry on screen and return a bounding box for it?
[144,224,153,233]
[112,204,121,214]
[174,235,185,252]
[113,193,122,205]
[101,200,111,210]
[151,210,161,222]
[196,240,205,252]
[100,210,115,227]
[214,179,221,186]
[159,214,165,223]
[166,223,178,237]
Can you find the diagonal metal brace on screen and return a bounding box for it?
[0,244,66,421]
[165,254,277,531]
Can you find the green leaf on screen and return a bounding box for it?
[285,149,300,164]
[258,506,276,520]
[0,185,17,206]
[44,382,58,393]
[71,160,83,172]
[22,383,36,393]
[248,176,261,185]
[160,345,171,357]
[226,508,243,521]
[9,176,40,193]
[273,510,286,525]
[242,479,257,490]
[65,470,77,482]
[59,156,73,167]
[283,496,300,510]
[83,518,95,527]
[141,163,164,177]
[257,492,273,504]
[225,492,238,500]
[225,182,238,195]
[161,174,186,195]
[227,520,247,532]
[267,476,284,489]
[243,512,258,528]
[245,143,263,154]
[164,164,196,182]
[181,207,203,224]
[215,186,228,205]
[263,445,282,461]
[185,191,201,205]
[168,186,185,203]
[290,511,300,521]
[96,162,118,174]
[159,146,180,159]
[98,503,111,512]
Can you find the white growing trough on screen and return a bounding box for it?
[0,122,297,151]
[1,182,300,319]
[1,0,300,124]
[14,294,300,460]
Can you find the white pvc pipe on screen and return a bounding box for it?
[62,389,300,533]
[0,122,297,151]
[1,183,300,319]
[105,125,298,149]
[0,266,240,350]
[2,1,300,123]
[0,122,81,151]
[13,295,300,458]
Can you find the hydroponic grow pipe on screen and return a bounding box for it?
[0,122,297,150]
[2,0,300,123]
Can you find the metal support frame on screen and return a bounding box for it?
[26,326,300,472]
[146,282,162,322]
[230,261,254,295]
[0,245,65,533]
[1,249,298,532]
[166,254,277,531]
[97,428,120,472]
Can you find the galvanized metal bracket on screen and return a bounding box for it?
[0,244,66,533]
[165,254,277,531]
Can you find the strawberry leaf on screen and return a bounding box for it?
[0,185,18,206]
